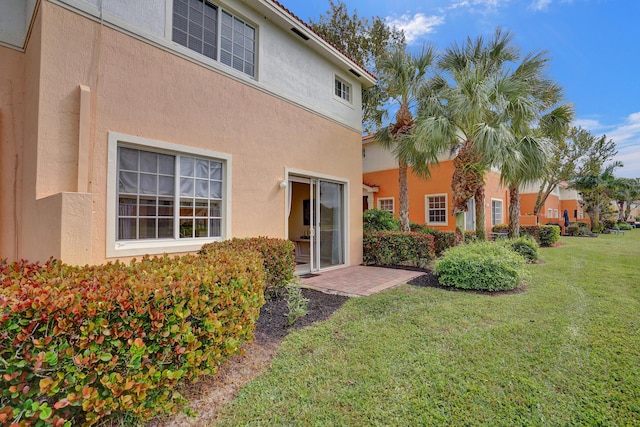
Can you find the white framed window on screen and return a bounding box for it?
[377,198,394,214]
[334,76,351,103]
[578,211,583,219]
[107,132,231,258]
[554,209,559,219]
[172,0,256,77]
[426,194,448,225]
[547,208,553,218]
[491,199,503,226]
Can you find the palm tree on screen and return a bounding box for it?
[501,105,574,238]
[373,45,438,232]
[610,177,640,222]
[416,28,562,241]
[572,163,621,231]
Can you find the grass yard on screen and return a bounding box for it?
[214,231,640,426]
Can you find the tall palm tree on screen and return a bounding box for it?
[501,104,574,238]
[374,45,438,231]
[610,177,640,222]
[416,29,561,241]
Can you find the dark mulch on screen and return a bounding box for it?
[255,268,526,344]
[254,289,349,343]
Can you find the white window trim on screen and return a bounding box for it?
[169,0,258,79]
[333,74,354,107]
[425,194,448,226]
[492,198,504,226]
[377,197,394,214]
[107,132,232,258]
[554,209,559,218]
[547,208,553,218]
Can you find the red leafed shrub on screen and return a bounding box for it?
[363,231,435,268]
[200,237,295,297]
[0,245,265,426]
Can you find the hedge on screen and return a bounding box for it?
[363,231,435,267]
[200,237,295,297]
[0,246,266,426]
[492,224,560,247]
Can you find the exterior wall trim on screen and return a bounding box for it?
[106,132,233,258]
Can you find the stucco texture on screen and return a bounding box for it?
[2,2,364,265]
[363,161,509,233]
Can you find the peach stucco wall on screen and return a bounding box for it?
[0,45,24,259]
[1,2,364,265]
[363,161,509,233]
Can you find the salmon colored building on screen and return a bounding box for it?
[362,136,510,235]
[0,0,375,275]
[519,181,587,226]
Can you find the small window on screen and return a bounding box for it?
[547,208,553,218]
[173,0,255,77]
[554,209,559,219]
[492,199,503,226]
[426,194,447,225]
[377,198,394,214]
[335,76,351,102]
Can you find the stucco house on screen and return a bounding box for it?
[362,136,586,232]
[0,0,375,275]
[362,136,510,235]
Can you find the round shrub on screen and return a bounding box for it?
[498,235,539,263]
[434,241,526,291]
[617,222,633,231]
[363,209,400,232]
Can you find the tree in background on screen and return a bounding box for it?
[534,127,617,216]
[309,0,405,132]
[572,163,622,231]
[373,46,439,232]
[610,177,640,222]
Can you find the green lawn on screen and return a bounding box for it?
[214,231,640,426]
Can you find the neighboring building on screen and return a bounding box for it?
[520,181,587,225]
[362,136,589,232]
[362,136,509,235]
[0,0,375,275]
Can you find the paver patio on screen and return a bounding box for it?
[298,265,424,297]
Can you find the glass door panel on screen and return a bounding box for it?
[318,181,344,269]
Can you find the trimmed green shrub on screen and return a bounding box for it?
[200,237,294,297]
[567,224,580,236]
[0,248,265,426]
[617,222,633,231]
[363,209,400,232]
[463,231,478,243]
[538,225,560,247]
[414,228,456,256]
[434,242,526,291]
[498,235,539,263]
[363,231,435,267]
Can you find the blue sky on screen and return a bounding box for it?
[285,0,640,178]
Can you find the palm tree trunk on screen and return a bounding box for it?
[475,185,486,241]
[508,185,521,238]
[455,212,465,245]
[618,201,625,222]
[398,160,410,232]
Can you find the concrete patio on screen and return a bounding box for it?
[298,265,425,297]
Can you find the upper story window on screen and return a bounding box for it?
[172,0,256,77]
[334,76,351,103]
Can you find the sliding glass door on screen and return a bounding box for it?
[288,175,346,273]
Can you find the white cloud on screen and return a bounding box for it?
[386,13,445,43]
[529,0,553,11]
[576,113,640,178]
